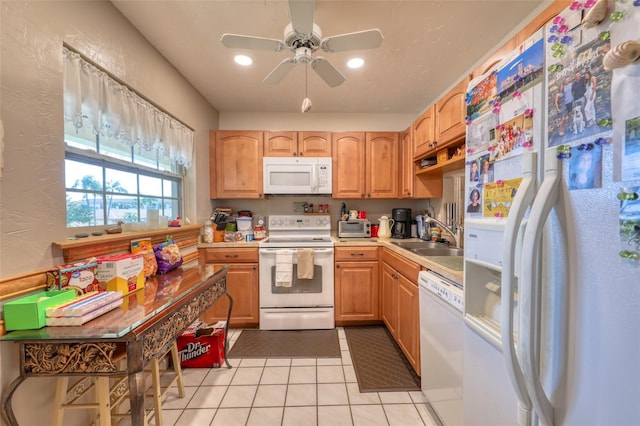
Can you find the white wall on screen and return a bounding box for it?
[219,112,415,132]
[0,2,218,424]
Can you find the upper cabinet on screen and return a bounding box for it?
[332,132,399,199]
[399,127,414,199]
[264,131,332,157]
[212,131,264,199]
[435,76,470,147]
[412,105,436,159]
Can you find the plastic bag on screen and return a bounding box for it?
[153,236,183,274]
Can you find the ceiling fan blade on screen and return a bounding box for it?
[320,29,384,53]
[221,33,286,52]
[288,0,315,34]
[311,57,345,87]
[263,58,297,84]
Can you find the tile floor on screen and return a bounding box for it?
[151,327,442,426]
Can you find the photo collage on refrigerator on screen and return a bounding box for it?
[544,1,640,259]
[465,32,545,218]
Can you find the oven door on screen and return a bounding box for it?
[259,247,334,308]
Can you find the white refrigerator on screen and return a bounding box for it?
[462,3,640,425]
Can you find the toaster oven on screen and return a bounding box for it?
[338,220,371,238]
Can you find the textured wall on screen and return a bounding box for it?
[0,1,219,278]
[0,2,218,424]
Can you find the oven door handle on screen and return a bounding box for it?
[259,248,334,254]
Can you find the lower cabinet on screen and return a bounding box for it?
[334,246,380,323]
[381,248,421,375]
[198,247,259,327]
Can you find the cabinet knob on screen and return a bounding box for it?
[293,152,298,156]
[336,264,341,269]
[299,152,303,156]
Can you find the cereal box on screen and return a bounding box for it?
[46,261,100,295]
[96,253,145,295]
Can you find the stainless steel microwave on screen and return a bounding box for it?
[263,157,332,195]
[338,220,371,238]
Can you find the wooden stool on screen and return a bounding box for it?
[51,341,184,426]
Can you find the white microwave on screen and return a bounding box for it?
[263,157,332,195]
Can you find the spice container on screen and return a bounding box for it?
[253,219,266,241]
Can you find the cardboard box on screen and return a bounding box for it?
[46,262,99,294]
[175,322,226,368]
[97,253,145,295]
[4,290,76,330]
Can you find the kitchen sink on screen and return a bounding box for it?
[391,240,463,257]
[391,241,447,250]
[412,247,464,257]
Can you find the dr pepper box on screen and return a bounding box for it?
[96,253,145,295]
[175,321,226,368]
[46,261,100,294]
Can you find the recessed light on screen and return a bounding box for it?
[234,55,253,66]
[347,58,364,69]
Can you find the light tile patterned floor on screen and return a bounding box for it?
[147,328,442,426]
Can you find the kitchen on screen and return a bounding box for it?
[2,1,640,425]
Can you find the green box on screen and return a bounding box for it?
[4,290,77,330]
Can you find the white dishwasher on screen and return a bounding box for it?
[419,270,464,426]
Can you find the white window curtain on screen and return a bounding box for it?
[63,46,194,168]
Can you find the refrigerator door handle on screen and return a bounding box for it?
[501,152,537,425]
[520,150,560,426]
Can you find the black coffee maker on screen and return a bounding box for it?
[392,208,412,239]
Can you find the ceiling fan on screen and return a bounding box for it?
[220,0,384,88]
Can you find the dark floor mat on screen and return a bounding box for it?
[227,329,341,358]
[344,326,421,393]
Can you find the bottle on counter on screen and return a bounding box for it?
[203,220,214,243]
[253,219,266,241]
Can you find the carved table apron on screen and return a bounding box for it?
[1,264,232,426]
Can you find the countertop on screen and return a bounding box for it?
[198,236,463,285]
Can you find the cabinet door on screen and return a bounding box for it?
[399,127,414,199]
[435,77,469,146]
[201,263,259,327]
[413,105,436,159]
[264,131,297,156]
[209,130,217,198]
[334,261,379,321]
[380,263,398,338]
[397,274,420,374]
[366,132,398,199]
[299,131,332,157]
[332,132,366,198]
[215,131,264,198]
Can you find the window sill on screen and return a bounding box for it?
[52,225,201,263]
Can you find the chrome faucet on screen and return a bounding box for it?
[427,217,462,248]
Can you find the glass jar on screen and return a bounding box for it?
[203,220,214,243]
[253,219,266,241]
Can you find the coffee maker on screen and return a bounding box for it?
[391,208,412,239]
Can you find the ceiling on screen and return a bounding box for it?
[111,0,547,115]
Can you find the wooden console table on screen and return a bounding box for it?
[1,264,231,426]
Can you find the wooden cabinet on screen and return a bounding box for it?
[367,132,399,198]
[332,131,398,199]
[198,247,259,327]
[264,131,332,157]
[412,105,436,159]
[381,248,421,374]
[381,263,398,337]
[399,127,414,199]
[435,76,470,147]
[334,246,379,323]
[213,131,264,199]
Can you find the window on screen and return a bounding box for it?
[65,120,183,227]
[63,45,194,228]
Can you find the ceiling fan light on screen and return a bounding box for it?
[234,55,253,66]
[347,57,364,69]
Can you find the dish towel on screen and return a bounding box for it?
[275,249,294,287]
[297,249,315,280]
